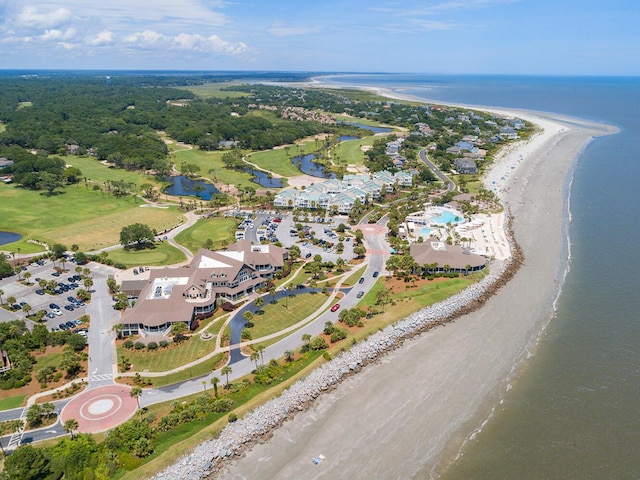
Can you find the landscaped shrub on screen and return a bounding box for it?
[330,328,347,343]
[228,412,238,423]
[147,342,158,350]
[221,302,236,312]
[134,342,145,350]
[310,337,328,350]
[159,340,169,348]
[123,339,134,349]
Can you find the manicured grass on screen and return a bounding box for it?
[147,353,225,388]
[340,264,366,286]
[246,148,302,177]
[0,122,6,133]
[249,292,329,340]
[0,183,184,252]
[173,217,238,254]
[34,351,63,371]
[105,242,187,267]
[119,336,217,373]
[184,83,252,99]
[333,135,378,165]
[171,148,257,190]
[65,156,162,188]
[0,394,26,411]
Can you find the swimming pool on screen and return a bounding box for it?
[432,211,463,224]
[420,227,432,237]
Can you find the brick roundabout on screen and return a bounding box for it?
[60,384,138,433]
[352,223,388,236]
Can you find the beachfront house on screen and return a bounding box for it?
[409,241,487,274]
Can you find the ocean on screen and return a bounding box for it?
[321,74,640,479]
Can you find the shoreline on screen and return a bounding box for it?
[151,86,616,480]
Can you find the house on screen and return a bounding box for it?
[454,158,478,174]
[118,241,288,336]
[0,158,14,169]
[409,241,486,274]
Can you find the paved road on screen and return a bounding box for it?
[419,148,456,192]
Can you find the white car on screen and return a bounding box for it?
[52,309,63,316]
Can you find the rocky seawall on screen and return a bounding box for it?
[151,216,523,480]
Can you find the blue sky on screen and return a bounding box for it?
[0,0,638,74]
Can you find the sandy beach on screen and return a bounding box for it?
[214,97,615,479]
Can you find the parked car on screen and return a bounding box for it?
[64,304,75,311]
[330,303,341,312]
[58,323,69,330]
[65,321,76,329]
[52,309,63,316]
[67,296,77,303]
[46,312,55,319]
[49,303,60,310]
[356,291,365,298]
[35,289,45,295]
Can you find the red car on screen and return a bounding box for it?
[330,303,340,312]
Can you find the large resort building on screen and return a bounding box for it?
[119,241,288,337]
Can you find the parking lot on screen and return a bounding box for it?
[0,258,89,332]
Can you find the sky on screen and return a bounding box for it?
[0,0,638,75]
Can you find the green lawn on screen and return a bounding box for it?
[245,149,301,177]
[333,135,378,165]
[0,122,6,133]
[0,183,185,253]
[105,241,187,267]
[184,83,252,99]
[0,394,26,411]
[65,156,162,188]
[173,217,238,254]
[171,148,257,191]
[146,353,225,388]
[34,351,64,371]
[119,335,217,373]
[248,291,329,340]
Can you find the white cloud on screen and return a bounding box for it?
[41,28,77,41]
[124,30,247,55]
[16,6,72,29]
[267,22,322,37]
[86,30,114,46]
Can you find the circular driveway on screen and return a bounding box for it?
[60,385,138,433]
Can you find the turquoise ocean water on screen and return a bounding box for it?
[322,74,640,479]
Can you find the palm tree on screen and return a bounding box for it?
[210,376,220,397]
[0,288,4,306]
[250,351,260,369]
[202,380,207,391]
[63,418,79,439]
[256,345,265,365]
[23,272,31,284]
[284,349,294,362]
[130,386,143,419]
[221,365,232,389]
[302,333,311,346]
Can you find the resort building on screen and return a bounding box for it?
[409,241,487,274]
[274,170,415,213]
[119,241,288,337]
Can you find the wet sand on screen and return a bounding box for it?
[218,108,615,479]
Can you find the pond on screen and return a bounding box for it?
[0,231,22,246]
[162,176,220,200]
[245,168,284,188]
[337,135,360,142]
[339,121,393,134]
[291,154,336,179]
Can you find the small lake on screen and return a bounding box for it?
[162,176,220,200]
[0,231,22,246]
[245,168,284,188]
[337,135,360,141]
[291,154,336,179]
[339,121,393,134]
